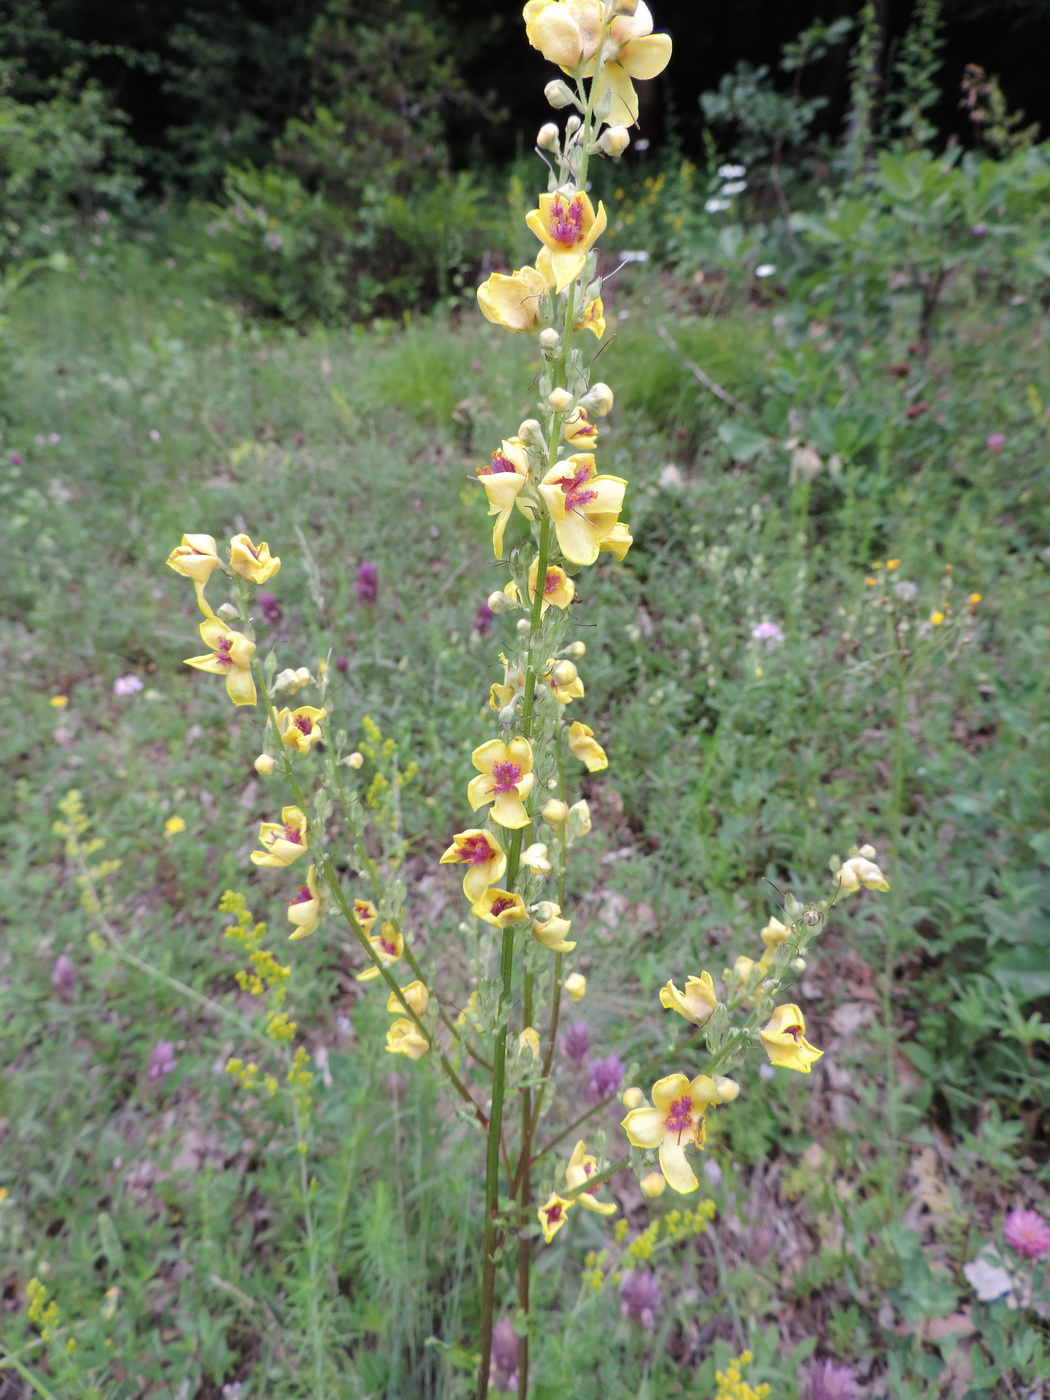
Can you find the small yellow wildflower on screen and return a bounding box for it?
[537,1190,573,1243]
[287,865,322,941]
[477,265,551,333]
[355,922,405,979]
[567,720,608,772]
[277,705,326,754]
[563,972,587,1001]
[164,815,186,835]
[467,738,535,829]
[49,694,69,708]
[714,1350,770,1400]
[228,533,281,584]
[759,1004,823,1073]
[440,828,508,903]
[386,1018,430,1060]
[930,611,945,626]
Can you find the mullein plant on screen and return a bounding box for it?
[161,6,891,1397]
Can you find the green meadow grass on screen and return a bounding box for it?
[1,237,1048,1398]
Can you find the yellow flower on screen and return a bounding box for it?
[277,705,326,754]
[759,1004,823,1073]
[569,799,592,836]
[522,0,603,69]
[588,3,673,128]
[251,805,308,867]
[471,888,529,927]
[439,828,508,903]
[621,1072,732,1193]
[184,615,257,706]
[356,923,405,980]
[886,558,900,570]
[835,854,890,893]
[538,454,628,565]
[542,798,569,828]
[930,611,945,626]
[385,980,429,1018]
[518,1026,541,1058]
[563,972,587,1001]
[760,916,790,949]
[526,191,608,293]
[467,738,535,829]
[640,1171,666,1198]
[522,842,552,874]
[544,658,584,704]
[489,651,526,713]
[968,592,982,607]
[531,902,576,951]
[386,1018,429,1060]
[568,720,608,772]
[478,264,551,332]
[353,898,378,935]
[49,694,69,708]
[166,533,221,585]
[164,815,186,835]
[529,558,576,612]
[574,296,606,339]
[477,439,531,559]
[659,971,717,1025]
[562,407,599,448]
[566,1140,617,1215]
[287,865,322,941]
[538,1191,574,1242]
[228,533,281,584]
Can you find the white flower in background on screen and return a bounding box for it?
[755,264,776,278]
[720,180,747,196]
[705,198,731,213]
[717,163,746,179]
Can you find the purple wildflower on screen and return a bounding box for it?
[1004,1208,1050,1260]
[561,1019,591,1066]
[619,1269,662,1329]
[751,620,784,647]
[51,955,77,1000]
[473,601,495,637]
[985,433,1006,453]
[490,1316,519,1393]
[802,1361,856,1400]
[113,674,144,696]
[258,592,283,624]
[147,1040,177,1082]
[9,452,23,465]
[355,560,378,603]
[587,1053,624,1102]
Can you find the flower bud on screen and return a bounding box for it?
[610,0,639,13]
[622,1086,645,1109]
[254,754,275,775]
[565,114,582,135]
[537,122,560,152]
[566,640,586,658]
[547,387,574,413]
[516,618,531,635]
[542,798,569,827]
[544,79,577,109]
[217,602,240,622]
[518,417,546,446]
[640,1171,666,1198]
[551,660,578,687]
[600,125,630,157]
[563,972,587,1001]
[539,327,561,352]
[532,901,559,923]
[347,751,364,769]
[498,703,520,726]
[487,589,519,614]
[568,799,592,837]
[583,382,614,416]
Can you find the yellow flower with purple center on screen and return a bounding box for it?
[228,533,281,584]
[489,651,526,713]
[478,264,551,332]
[476,439,531,560]
[574,296,606,339]
[531,902,575,951]
[759,1004,823,1073]
[472,888,528,927]
[251,805,308,867]
[565,1140,617,1215]
[538,454,628,566]
[356,923,405,980]
[522,0,603,70]
[659,971,717,1025]
[386,1019,429,1060]
[439,828,508,903]
[526,191,607,293]
[184,615,257,706]
[621,1072,732,1194]
[544,657,584,704]
[167,533,221,587]
[568,720,608,772]
[287,865,322,941]
[537,1190,574,1243]
[586,2,673,128]
[385,980,429,1018]
[353,897,378,936]
[277,705,326,754]
[562,408,599,448]
[467,738,535,828]
[529,559,576,612]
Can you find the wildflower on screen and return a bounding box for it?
[568,799,592,836]
[538,1190,574,1241]
[622,1086,644,1109]
[287,866,322,941]
[477,439,531,559]
[619,1268,662,1328]
[930,611,945,625]
[589,3,673,128]
[251,805,309,867]
[564,972,587,1001]
[51,955,77,1000]
[640,1172,666,1198]
[49,695,68,708]
[561,1019,591,1065]
[574,297,606,339]
[802,1360,856,1400]
[167,533,221,586]
[567,720,608,772]
[544,658,584,704]
[229,534,281,584]
[386,1018,430,1060]
[587,1054,624,1101]
[600,125,630,157]
[530,559,576,612]
[356,922,404,978]
[254,754,275,775]
[184,616,257,706]
[147,1039,177,1081]
[985,433,1006,453]
[562,407,599,447]
[258,592,282,623]
[755,263,776,278]
[621,1072,733,1193]
[521,842,552,874]
[718,163,746,179]
[750,620,784,647]
[113,674,144,696]
[759,1004,823,1073]
[490,651,526,712]
[532,902,576,950]
[566,1140,617,1214]
[467,738,535,829]
[490,1316,521,1393]
[440,828,508,902]
[722,180,747,196]
[275,666,313,694]
[1003,1208,1050,1260]
[835,854,890,893]
[478,264,551,332]
[519,1026,541,1058]
[967,592,982,607]
[538,454,629,565]
[164,815,186,835]
[277,705,326,754]
[526,190,607,293]
[472,888,529,927]
[347,751,364,769]
[542,797,569,827]
[705,198,731,213]
[760,916,790,950]
[523,0,603,69]
[715,1351,769,1400]
[355,560,378,602]
[659,971,717,1025]
[473,600,495,635]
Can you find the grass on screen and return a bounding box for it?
[0,215,1048,1399]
